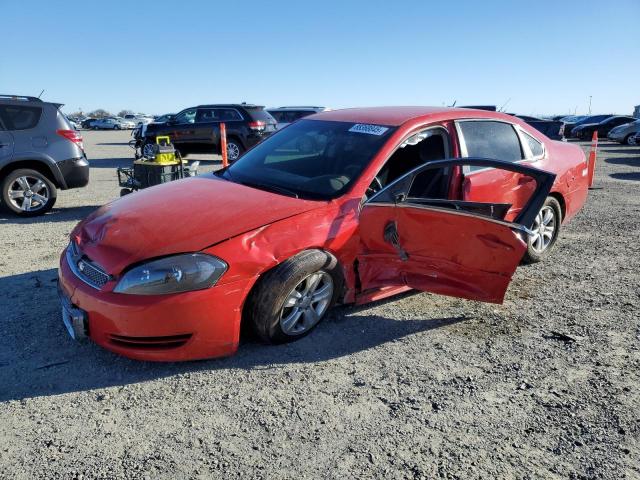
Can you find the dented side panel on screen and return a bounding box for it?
[357,204,527,304]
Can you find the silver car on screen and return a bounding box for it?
[92,117,126,130]
[0,95,89,216]
[607,119,640,145]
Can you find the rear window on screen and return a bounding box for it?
[0,105,42,130]
[244,107,276,123]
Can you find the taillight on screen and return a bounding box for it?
[248,121,266,131]
[57,129,84,149]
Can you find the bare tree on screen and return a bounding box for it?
[87,109,112,118]
[118,109,134,117]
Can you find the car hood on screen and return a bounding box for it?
[71,175,324,275]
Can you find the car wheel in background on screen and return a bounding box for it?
[142,140,156,158]
[114,125,121,130]
[625,134,636,145]
[522,196,562,264]
[226,139,244,162]
[246,250,343,344]
[1,169,57,217]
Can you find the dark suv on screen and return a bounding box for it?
[140,104,277,161]
[0,95,89,216]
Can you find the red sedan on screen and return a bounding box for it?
[58,107,589,361]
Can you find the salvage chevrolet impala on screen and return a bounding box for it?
[58,107,589,361]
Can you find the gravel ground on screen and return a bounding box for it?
[0,130,638,479]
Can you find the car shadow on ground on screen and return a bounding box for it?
[604,157,640,167]
[609,172,640,182]
[0,269,467,402]
[88,157,134,169]
[0,205,101,225]
[95,142,131,146]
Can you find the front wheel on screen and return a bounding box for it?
[625,134,636,146]
[246,250,343,344]
[522,196,562,264]
[1,169,57,216]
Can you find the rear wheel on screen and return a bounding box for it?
[246,250,342,344]
[1,169,57,217]
[625,134,636,145]
[226,139,244,162]
[522,196,562,264]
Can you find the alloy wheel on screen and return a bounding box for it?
[529,205,556,253]
[227,142,240,161]
[7,175,50,213]
[280,272,334,335]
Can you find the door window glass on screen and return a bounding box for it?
[174,109,196,124]
[459,121,524,171]
[215,108,243,121]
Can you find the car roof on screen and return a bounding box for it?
[307,106,522,127]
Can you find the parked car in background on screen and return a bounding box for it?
[607,119,640,145]
[564,115,612,138]
[153,113,175,124]
[116,118,136,129]
[92,118,126,130]
[572,116,637,140]
[132,113,174,140]
[0,95,89,216]
[58,106,589,361]
[142,104,277,161]
[124,114,154,126]
[514,115,564,140]
[267,106,327,129]
[81,118,98,129]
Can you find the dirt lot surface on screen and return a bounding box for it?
[0,130,638,479]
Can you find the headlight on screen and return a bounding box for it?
[113,253,227,295]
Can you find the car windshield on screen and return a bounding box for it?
[222,119,395,200]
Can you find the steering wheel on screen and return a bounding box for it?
[366,176,384,198]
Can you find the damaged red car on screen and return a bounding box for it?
[58,107,589,361]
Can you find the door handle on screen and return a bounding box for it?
[384,221,409,261]
[0,143,7,147]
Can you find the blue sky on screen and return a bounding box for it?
[2,0,638,116]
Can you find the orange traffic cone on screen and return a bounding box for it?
[587,130,598,188]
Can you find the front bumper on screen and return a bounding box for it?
[56,156,90,189]
[58,248,255,361]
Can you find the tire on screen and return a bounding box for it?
[114,125,121,130]
[1,168,57,217]
[522,196,562,264]
[246,250,343,344]
[141,140,156,159]
[226,139,244,163]
[624,134,636,146]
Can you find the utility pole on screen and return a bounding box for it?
[588,96,592,115]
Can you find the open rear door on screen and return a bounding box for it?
[357,158,555,304]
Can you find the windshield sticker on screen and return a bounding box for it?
[348,124,389,136]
